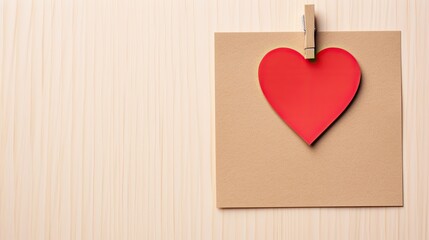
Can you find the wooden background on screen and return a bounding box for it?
[0,0,428,239]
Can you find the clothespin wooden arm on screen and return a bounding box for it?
[304,4,316,59]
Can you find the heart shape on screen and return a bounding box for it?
[258,47,361,145]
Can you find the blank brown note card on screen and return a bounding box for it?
[215,32,403,208]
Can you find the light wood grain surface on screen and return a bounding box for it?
[0,0,428,239]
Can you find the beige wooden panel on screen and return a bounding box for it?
[0,0,427,239]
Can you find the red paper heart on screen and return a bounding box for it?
[258,47,361,145]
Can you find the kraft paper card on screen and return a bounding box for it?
[215,32,403,208]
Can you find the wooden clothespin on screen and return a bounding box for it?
[303,4,316,59]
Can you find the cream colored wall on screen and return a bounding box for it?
[0,0,428,239]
